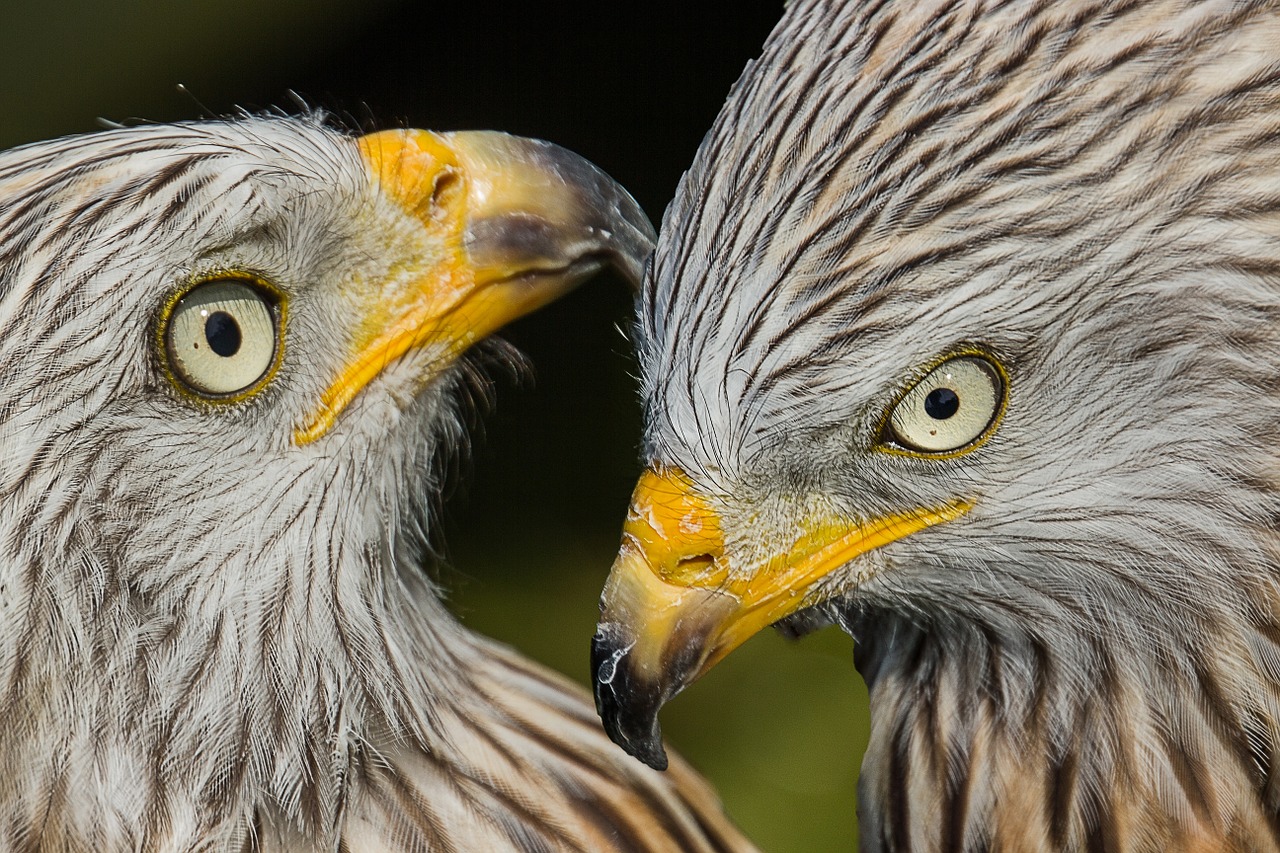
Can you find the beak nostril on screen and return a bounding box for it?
[668,553,727,587]
[676,554,714,573]
[430,169,461,217]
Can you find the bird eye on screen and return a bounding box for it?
[884,355,1004,454]
[162,278,283,399]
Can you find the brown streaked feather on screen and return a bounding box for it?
[332,641,752,853]
[0,119,756,851]
[634,0,1280,847]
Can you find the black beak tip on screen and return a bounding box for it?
[591,627,670,771]
[523,138,656,289]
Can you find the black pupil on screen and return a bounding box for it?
[924,387,960,420]
[204,311,242,358]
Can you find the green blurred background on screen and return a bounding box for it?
[0,3,869,849]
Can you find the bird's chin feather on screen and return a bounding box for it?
[771,604,839,640]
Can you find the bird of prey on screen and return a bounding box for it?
[591,0,1280,849]
[0,117,756,852]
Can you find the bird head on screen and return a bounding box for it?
[0,116,652,725]
[592,0,1280,770]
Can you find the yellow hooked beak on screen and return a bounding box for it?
[592,466,969,769]
[295,129,653,445]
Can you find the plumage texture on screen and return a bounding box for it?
[631,0,1280,849]
[0,118,752,852]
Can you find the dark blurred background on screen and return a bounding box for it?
[0,3,867,849]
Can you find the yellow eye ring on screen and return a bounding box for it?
[877,350,1008,458]
[156,272,287,404]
